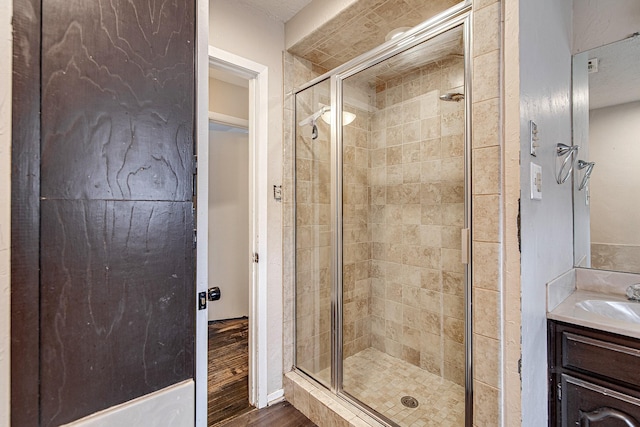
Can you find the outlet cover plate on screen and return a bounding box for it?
[531,162,542,200]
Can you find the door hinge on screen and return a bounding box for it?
[252,253,259,263]
[557,383,562,401]
[193,154,198,173]
[193,229,197,249]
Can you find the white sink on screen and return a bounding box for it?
[576,299,640,324]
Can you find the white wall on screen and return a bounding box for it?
[284,0,357,50]
[519,1,574,425]
[208,129,250,321]
[589,101,640,245]
[0,0,11,423]
[209,0,284,396]
[573,0,640,54]
[209,77,249,120]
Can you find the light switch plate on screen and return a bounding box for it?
[531,162,542,200]
[529,120,539,156]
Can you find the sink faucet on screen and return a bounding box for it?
[626,284,640,301]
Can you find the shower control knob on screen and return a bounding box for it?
[208,286,221,301]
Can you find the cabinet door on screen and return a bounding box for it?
[562,374,640,427]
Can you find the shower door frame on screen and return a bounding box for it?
[293,3,474,426]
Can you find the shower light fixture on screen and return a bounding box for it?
[298,104,356,127]
[321,106,356,126]
[385,27,411,42]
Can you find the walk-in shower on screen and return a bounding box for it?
[293,8,472,426]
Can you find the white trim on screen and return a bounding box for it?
[208,111,249,130]
[266,389,285,405]
[63,381,194,426]
[197,46,270,418]
[195,0,209,424]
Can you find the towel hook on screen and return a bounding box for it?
[577,160,595,191]
[556,143,579,184]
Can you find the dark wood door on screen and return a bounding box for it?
[12,0,196,425]
[562,375,640,427]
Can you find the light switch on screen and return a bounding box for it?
[531,162,542,200]
[529,120,539,156]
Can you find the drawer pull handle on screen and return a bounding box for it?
[580,407,640,427]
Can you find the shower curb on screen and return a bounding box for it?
[283,371,386,427]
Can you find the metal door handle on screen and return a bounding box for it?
[208,287,221,301]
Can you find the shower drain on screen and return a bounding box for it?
[400,396,419,408]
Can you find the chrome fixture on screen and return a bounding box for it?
[439,92,465,102]
[627,284,640,302]
[385,26,411,41]
[577,160,595,191]
[298,104,356,140]
[556,143,579,184]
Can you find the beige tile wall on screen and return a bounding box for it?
[284,1,506,425]
[283,53,323,377]
[288,0,461,71]
[591,243,640,274]
[342,96,374,359]
[362,57,466,386]
[471,0,503,426]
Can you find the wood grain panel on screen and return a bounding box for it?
[11,0,42,424]
[208,318,252,425]
[40,0,195,201]
[40,200,194,426]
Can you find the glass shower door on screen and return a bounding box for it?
[340,24,468,426]
[294,78,333,387]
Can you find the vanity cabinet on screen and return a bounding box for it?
[548,320,640,426]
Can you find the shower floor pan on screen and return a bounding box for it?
[318,348,464,427]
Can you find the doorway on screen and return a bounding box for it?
[207,66,251,425]
[196,48,270,425]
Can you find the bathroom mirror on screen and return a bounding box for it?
[573,34,640,274]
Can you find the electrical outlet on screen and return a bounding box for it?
[531,162,542,200]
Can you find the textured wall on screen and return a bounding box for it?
[519,0,574,425]
[573,0,640,54]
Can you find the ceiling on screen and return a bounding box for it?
[237,0,313,23]
[288,0,460,71]
[588,34,640,110]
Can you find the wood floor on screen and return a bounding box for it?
[217,401,317,427]
[208,318,252,425]
[208,318,316,427]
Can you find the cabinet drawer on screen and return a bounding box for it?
[562,374,640,427]
[562,332,640,386]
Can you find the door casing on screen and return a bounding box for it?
[195,45,270,425]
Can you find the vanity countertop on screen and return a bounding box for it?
[547,268,640,340]
[548,289,640,340]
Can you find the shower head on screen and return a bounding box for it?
[439,92,464,102]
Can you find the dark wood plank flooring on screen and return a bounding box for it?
[208,318,315,426]
[208,318,252,425]
[217,401,317,427]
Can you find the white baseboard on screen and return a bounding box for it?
[62,380,194,427]
[267,389,285,405]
